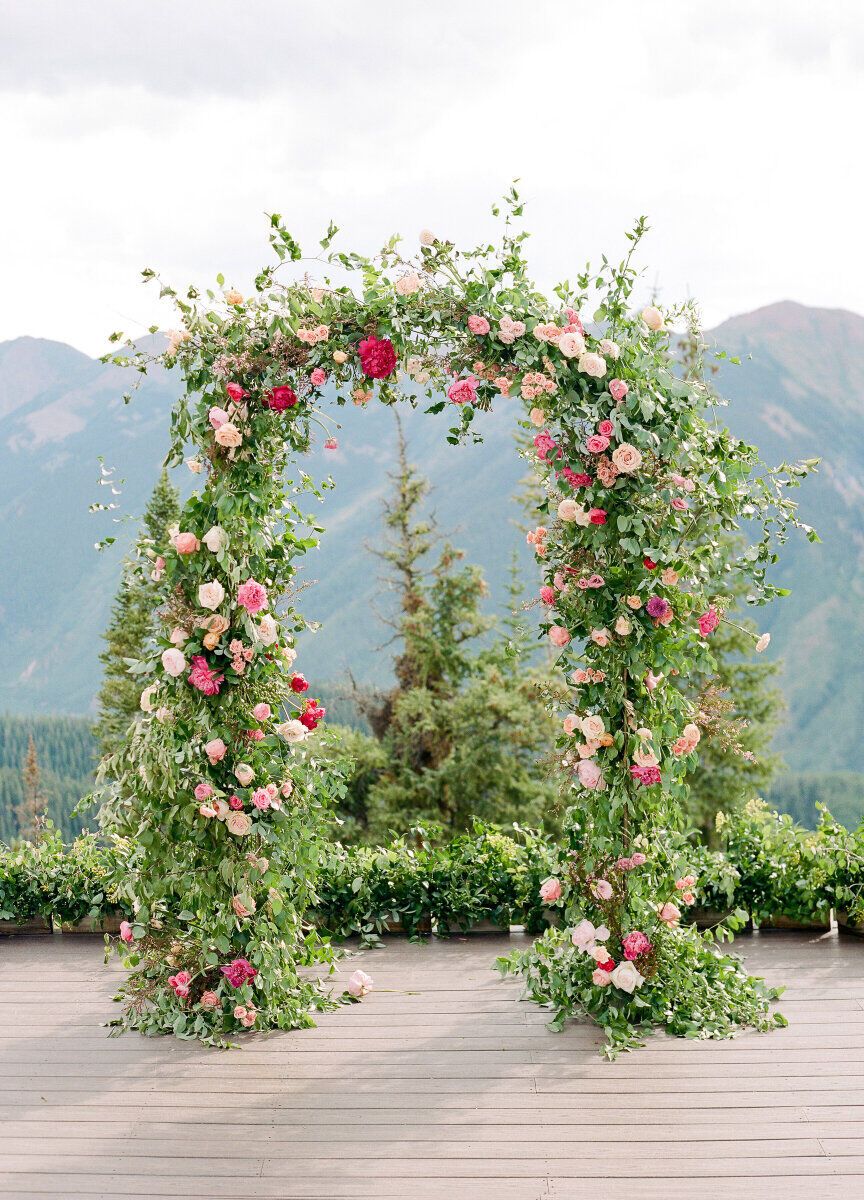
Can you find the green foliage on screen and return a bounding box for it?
[95,468,181,761]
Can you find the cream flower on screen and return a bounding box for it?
[614,616,632,636]
[226,811,252,836]
[558,331,586,359]
[256,614,278,646]
[599,338,620,360]
[580,714,606,742]
[394,272,421,296]
[276,719,308,744]
[611,443,643,473]
[609,961,645,993]
[755,633,771,653]
[234,763,255,787]
[160,649,186,677]
[202,526,227,553]
[139,684,158,713]
[419,229,436,246]
[198,581,226,611]
[578,352,607,378]
[641,305,664,332]
[214,422,243,448]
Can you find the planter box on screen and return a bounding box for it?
[836,910,864,938]
[757,913,831,932]
[463,919,511,935]
[59,913,124,935]
[382,916,432,935]
[0,916,52,936]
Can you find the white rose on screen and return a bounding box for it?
[253,614,277,646]
[214,422,243,448]
[202,526,227,553]
[276,719,308,744]
[614,616,632,636]
[139,684,158,713]
[557,498,580,522]
[557,331,586,359]
[282,644,298,667]
[599,338,620,360]
[198,581,226,611]
[578,352,607,378]
[641,305,665,332]
[234,763,255,787]
[160,649,186,678]
[609,961,645,994]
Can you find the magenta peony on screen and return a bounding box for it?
[622,931,652,960]
[358,335,396,379]
[220,958,258,988]
[188,656,224,696]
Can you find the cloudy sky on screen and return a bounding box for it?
[1,1,861,355]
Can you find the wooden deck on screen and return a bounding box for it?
[0,931,862,1200]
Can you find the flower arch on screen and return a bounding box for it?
[98,192,813,1051]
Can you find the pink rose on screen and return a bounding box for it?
[237,579,268,614]
[597,420,614,437]
[204,738,227,765]
[161,648,186,678]
[698,606,720,637]
[228,795,243,810]
[225,382,247,402]
[467,315,490,335]
[592,968,613,986]
[593,879,613,901]
[658,902,681,926]
[630,852,647,866]
[548,625,571,648]
[208,406,230,430]
[609,379,628,402]
[589,508,607,525]
[251,788,271,811]
[447,376,478,406]
[310,368,327,386]
[324,437,338,450]
[539,878,562,903]
[168,970,192,999]
[194,782,213,802]
[576,759,603,790]
[539,586,556,606]
[671,497,688,511]
[586,435,610,454]
[119,920,134,944]
[252,703,271,721]
[347,969,373,998]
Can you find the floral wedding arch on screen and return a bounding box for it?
[98,191,813,1053]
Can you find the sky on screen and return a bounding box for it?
[1,0,862,356]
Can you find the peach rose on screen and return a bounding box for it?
[562,714,580,735]
[580,714,605,742]
[548,625,571,648]
[204,738,227,765]
[226,811,252,836]
[658,902,681,925]
[641,305,665,331]
[173,531,200,555]
[578,352,607,378]
[611,443,642,474]
[215,422,243,448]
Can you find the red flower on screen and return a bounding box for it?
[589,508,607,525]
[226,382,248,402]
[643,557,657,570]
[300,699,326,730]
[265,385,298,412]
[630,764,662,787]
[597,959,616,972]
[358,335,397,379]
[290,673,309,693]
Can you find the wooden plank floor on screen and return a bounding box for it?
[0,930,862,1200]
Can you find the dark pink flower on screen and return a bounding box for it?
[622,931,652,961]
[589,508,607,525]
[237,579,268,614]
[358,335,397,379]
[630,764,662,787]
[645,595,671,621]
[188,656,224,696]
[265,385,298,412]
[698,606,720,636]
[220,958,258,988]
[447,376,479,406]
[560,467,591,488]
[533,432,559,462]
[226,382,248,402]
[597,420,614,437]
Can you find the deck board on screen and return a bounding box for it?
[0,930,861,1198]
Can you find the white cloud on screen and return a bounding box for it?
[0,0,861,354]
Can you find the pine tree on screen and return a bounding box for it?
[94,469,180,759]
[16,735,47,841]
[339,417,556,839]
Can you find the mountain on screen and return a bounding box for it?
[0,303,861,775]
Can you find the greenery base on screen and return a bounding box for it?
[497,924,785,1059]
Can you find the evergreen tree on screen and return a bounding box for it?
[94,469,180,759]
[337,418,557,841]
[16,735,47,841]
[675,332,785,838]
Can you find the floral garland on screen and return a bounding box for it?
[100,191,814,1049]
